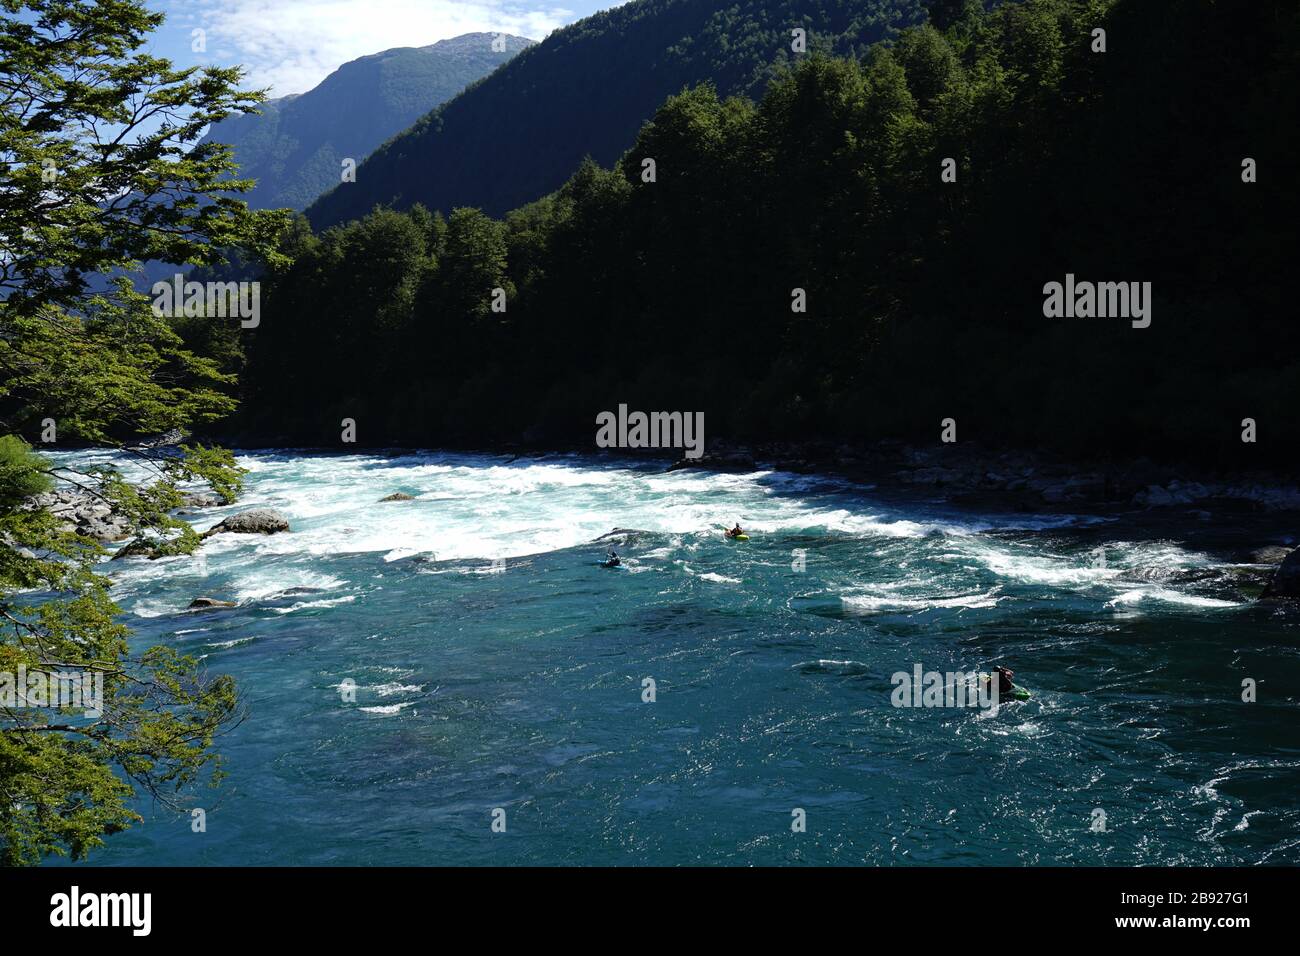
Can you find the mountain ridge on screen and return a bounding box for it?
[203,32,534,211]
[306,0,926,227]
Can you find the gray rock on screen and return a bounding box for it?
[594,527,651,542]
[187,597,238,609]
[24,482,224,542]
[1251,545,1294,565]
[1261,547,1300,600]
[201,509,290,538]
[128,428,186,451]
[667,451,756,473]
[908,466,959,486]
[181,491,224,508]
[1039,482,1083,504]
[80,514,133,541]
[111,539,156,560]
[22,489,133,542]
[378,492,416,502]
[1,533,38,561]
[1135,484,1175,507]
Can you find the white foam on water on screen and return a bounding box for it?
[359,702,415,715]
[842,589,1003,612]
[794,659,871,675]
[638,545,677,561]
[698,572,742,585]
[962,536,1227,601]
[974,546,1120,586]
[190,453,1064,566]
[268,595,357,614]
[206,637,255,649]
[131,598,182,619]
[55,450,1241,617]
[1105,588,1241,609]
[231,569,348,602]
[1234,811,1263,832]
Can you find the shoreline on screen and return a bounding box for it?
[33,437,1300,597]
[191,435,1300,517]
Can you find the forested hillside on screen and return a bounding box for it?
[236,0,1298,468]
[203,33,532,211]
[306,0,926,225]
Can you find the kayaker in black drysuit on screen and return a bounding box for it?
[604,550,621,568]
[983,665,1015,699]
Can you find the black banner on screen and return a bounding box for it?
[0,866,1278,941]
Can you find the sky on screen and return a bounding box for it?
[147,0,625,98]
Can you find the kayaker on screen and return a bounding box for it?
[984,665,1015,697]
[604,550,621,568]
[726,523,745,538]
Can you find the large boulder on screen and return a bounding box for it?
[1261,547,1300,600]
[1251,545,1294,565]
[127,428,186,451]
[201,509,290,538]
[188,597,238,610]
[181,491,224,508]
[111,539,156,561]
[667,451,756,473]
[1134,484,1176,507]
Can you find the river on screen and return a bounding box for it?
[58,450,1300,865]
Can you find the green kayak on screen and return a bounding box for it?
[980,673,1030,701]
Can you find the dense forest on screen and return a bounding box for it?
[225,0,1297,468]
[306,0,927,226]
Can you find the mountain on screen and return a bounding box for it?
[204,33,533,211]
[242,0,1300,467]
[306,0,925,227]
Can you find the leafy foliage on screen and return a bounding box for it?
[0,0,274,864]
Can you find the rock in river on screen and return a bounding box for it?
[667,451,756,473]
[22,489,133,542]
[201,509,290,538]
[1261,547,1300,600]
[188,597,239,610]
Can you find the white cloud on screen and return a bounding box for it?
[168,0,575,96]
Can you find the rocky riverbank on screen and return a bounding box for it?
[666,439,1300,515]
[663,439,1300,598]
[20,488,232,543]
[21,441,1300,600]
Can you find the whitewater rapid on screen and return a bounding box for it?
[85,450,1249,619]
